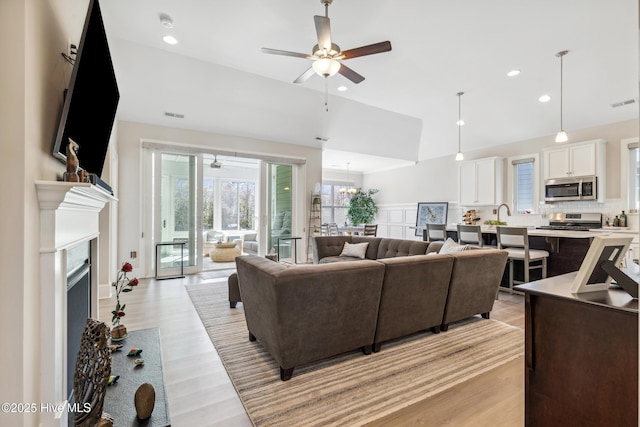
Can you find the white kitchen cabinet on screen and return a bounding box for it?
[543,139,604,179]
[542,139,607,201]
[458,157,504,206]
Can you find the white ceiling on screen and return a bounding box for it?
[96,0,638,172]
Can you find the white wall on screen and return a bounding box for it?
[1,0,88,425]
[365,119,638,207]
[322,169,364,189]
[116,120,323,277]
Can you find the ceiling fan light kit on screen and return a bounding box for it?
[555,50,569,143]
[262,0,391,85]
[312,57,341,77]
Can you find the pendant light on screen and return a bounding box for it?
[555,50,569,143]
[455,92,464,161]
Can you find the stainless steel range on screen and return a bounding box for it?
[536,212,602,231]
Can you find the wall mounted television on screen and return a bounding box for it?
[52,0,119,180]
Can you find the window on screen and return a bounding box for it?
[509,155,538,214]
[221,180,256,230]
[202,178,256,231]
[321,184,350,224]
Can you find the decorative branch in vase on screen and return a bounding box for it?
[111,262,138,340]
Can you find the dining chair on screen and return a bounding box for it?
[457,224,483,247]
[363,224,378,236]
[496,226,549,294]
[327,223,339,236]
[320,224,329,236]
[425,223,447,242]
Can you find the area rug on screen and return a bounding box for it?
[186,281,524,426]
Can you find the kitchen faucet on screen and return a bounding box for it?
[497,203,511,223]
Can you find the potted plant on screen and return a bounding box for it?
[347,188,379,225]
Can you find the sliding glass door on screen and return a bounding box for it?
[155,152,198,276]
[267,163,294,260]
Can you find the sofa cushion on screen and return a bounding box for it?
[340,242,369,259]
[377,239,429,258]
[439,238,469,254]
[318,256,364,264]
[351,237,383,259]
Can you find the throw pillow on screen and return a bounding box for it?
[340,242,369,259]
[439,238,469,254]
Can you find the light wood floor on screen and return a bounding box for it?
[99,275,525,427]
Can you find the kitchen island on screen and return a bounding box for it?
[514,274,637,426]
[443,225,637,279]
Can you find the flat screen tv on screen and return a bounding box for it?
[52,0,119,179]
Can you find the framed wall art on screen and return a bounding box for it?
[414,202,448,236]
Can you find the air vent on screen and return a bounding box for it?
[611,99,636,108]
[315,136,329,142]
[164,112,185,118]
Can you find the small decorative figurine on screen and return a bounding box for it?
[64,139,80,182]
[107,375,119,386]
[127,348,142,357]
[134,383,156,420]
[134,359,145,367]
[108,344,123,352]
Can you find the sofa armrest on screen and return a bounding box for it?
[311,236,350,263]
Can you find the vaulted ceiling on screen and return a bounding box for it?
[94,0,638,172]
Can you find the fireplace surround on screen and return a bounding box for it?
[36,181,115,427]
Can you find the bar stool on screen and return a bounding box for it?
[425,223,447,242]
[457,224,483,247]
[496,226,549,293]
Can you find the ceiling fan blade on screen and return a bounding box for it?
[338,63,365,84]
[341,41,392,60]
[262,48,310,59]
[294,67,316,84]
[314,15,332,51]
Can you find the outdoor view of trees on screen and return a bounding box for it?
[203,178,256,230]
[174,178,190,232]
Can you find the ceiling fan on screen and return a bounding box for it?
[210,155,222,169]
[262,0,392,84]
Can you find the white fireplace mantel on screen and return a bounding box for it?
[36,181,116,427]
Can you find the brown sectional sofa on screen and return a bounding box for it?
[235,255,386,381]
[233,236,508,380]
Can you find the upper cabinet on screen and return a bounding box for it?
[542,139,607,202]
[458,157,504,206]
[543,139,606,179]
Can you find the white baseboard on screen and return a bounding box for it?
[99,283,112,299]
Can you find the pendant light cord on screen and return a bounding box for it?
[556,50,568,132]
[457,92,464,152]
[559,53,563,131]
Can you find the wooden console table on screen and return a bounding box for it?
[515,273,638,426]
[104,328,171,426]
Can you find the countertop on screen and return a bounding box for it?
[515,271,638,312]
[444,224,639,240]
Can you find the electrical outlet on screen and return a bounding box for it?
[130,251,137,259]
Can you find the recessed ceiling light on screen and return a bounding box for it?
[507,69,521,77]
[456,120,465,126]
[337,86,347,92]
[539,94,551,103]
[163,35,178,45]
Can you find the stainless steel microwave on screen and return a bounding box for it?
[544,176,597,202]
